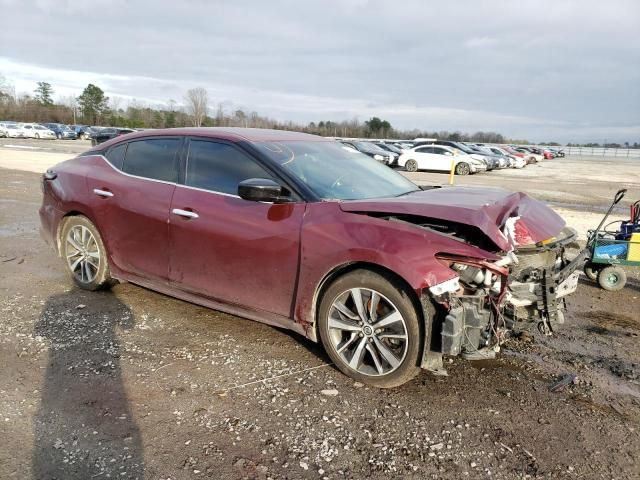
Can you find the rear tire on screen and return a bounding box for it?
[455,162,471,175]
[60,216,113,291]
[317,269,423,388]
[405,159,418,172]
[597,266,626,291]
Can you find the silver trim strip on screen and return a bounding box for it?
[172,208,199,219]
[94,154,241,199]
[93,188,114,197]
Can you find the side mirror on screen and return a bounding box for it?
[238,178,291,203]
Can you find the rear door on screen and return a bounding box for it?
[85,137,182,283]
[413,146,439,170]
[168,138,305,317]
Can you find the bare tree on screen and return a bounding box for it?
[185,87,208,127]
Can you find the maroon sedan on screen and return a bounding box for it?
[39,128,582,387]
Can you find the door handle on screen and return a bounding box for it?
[93,188,114,198]
[172,208,199,219]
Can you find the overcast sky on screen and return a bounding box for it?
[1,0,639,142]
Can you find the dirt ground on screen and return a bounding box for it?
[0,149,639,479]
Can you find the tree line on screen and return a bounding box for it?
[1,75,637,147]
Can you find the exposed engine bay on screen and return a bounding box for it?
[383,213,584,362]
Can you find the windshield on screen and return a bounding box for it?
[449,142,473,153]
[353,141,387,153]
[253,140,419,201]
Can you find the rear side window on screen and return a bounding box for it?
[105,143,127,169]
[122,138,180,182]
[186,140,272,195]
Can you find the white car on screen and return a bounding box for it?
[485,146,527,169]
[20,123,56,139]
[398,145,487,175]
[3,123,26,138]
[514,148,543,163]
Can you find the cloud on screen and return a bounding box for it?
[464,36,498,49]
[1,0,638,142]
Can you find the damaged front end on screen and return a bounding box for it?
[430,224,582,361]
[339,187,585,367]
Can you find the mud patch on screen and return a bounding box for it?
[581,310,640,333]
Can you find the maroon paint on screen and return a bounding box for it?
[84,156,175,283]
[340,187,565,251]
[168,185,305,317]
[39,128,568,340]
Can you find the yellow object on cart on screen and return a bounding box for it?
[627,233,640,261]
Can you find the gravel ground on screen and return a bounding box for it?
[1,168,639,480]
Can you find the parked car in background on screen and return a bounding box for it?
[0,121,14,137]
[463,144,503,169]
[39,127,581,387]
[419,140,497,171]
[91,127,136,146]
[398,145,486,175]
[374,142,405,158]
[470,145,511,168]
[484,146,526,168]
[69,125,99,140]
[392,142,413,151]
[514,147,543,163]
[20,123,56,139]
[1,122,24,138]
[42,123,78,140]
[549,148,565,158]
[340,140,396,165]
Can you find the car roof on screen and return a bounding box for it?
[115,127,323,142]
[90,127,330,153]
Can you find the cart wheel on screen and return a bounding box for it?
[584,262,600,281]
[597,266,627,291]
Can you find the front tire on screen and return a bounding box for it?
[317,269,423,388]
[60,216,112,291]
[455,162,471,175]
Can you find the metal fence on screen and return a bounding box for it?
[557,146,640,158]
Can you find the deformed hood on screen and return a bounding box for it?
[339,186,566,251]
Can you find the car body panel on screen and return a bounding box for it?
[292,201,501,329]
[339,187,566,251]
[83,155,175,283]
[168,185,306,318]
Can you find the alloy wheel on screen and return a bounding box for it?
[327,288,408,376]
[65,225,100,283]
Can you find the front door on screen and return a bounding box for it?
[168,138,305,317]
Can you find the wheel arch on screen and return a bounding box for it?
[56,210,97,255]
[308,261,429,350]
